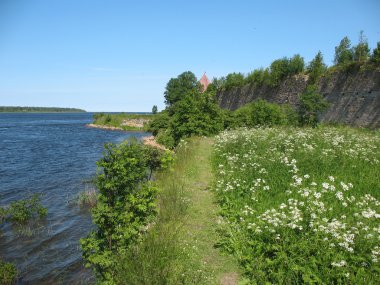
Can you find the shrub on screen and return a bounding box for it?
[307,51,327,84]
[0,260,17,285]
[80,142,159,283]
[245,68,270,86]
[232,100,297,127]
[299,85,329,126]
[223,73,246,90]
[6,194,47,224]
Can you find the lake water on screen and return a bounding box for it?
[0,113,149,284]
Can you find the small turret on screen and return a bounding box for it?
[199,72,210,92]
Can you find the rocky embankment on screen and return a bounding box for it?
[216,67,380,128]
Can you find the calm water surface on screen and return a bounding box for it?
[0,113,149,284]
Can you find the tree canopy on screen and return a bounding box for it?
[164,71,199,106]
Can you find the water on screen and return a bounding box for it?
[0,113,149,284]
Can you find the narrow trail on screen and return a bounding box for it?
[181,137,240,285]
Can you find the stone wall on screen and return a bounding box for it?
[216,67,380,128]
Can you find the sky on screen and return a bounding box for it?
[0,0,379,112]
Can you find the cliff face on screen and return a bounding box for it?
[216,68,380,128]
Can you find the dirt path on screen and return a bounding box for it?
[181,137,240,285]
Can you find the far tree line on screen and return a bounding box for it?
[212,31,380,91]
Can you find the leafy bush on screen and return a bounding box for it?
[164,71,199,106]
[245,68,270,86]
[334,36,354,65]
[149,87,225,148]
[307,51,327,85]
[0,260,17,285]
[299,85,329,126]
[223,73,245,90]
[269,57,290,87]
[231,100,297,128]
[372,42,380,63]
[1,194,47,224]
[80,141,161,283]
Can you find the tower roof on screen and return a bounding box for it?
[199,72,210,92]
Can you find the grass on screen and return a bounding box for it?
[77,188,98,208]
[212,126,380,284]
[114,137,240,284]
[92,113,154,131]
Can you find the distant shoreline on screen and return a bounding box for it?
[0,106,86,113]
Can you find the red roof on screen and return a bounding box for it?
[199,73,210,92]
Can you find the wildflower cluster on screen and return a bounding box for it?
[212,127,380,284]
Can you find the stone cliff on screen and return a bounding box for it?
[216,67,380,128]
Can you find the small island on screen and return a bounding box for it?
[0,106,86,113]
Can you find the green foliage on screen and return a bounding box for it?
[1,194,47,224]
[372,42,380,63]
[269,57,290,87]
[299,85,329,126]
[156,128,176,149]
[223,72,245,90]
[80,142,160,283]
[146,111,170,136]
[0,260,17,285]
[334,36,354,65]
[245,68,270,86]
[164,71,199,106]
[149,83,225,148]
[151,105,158,114]
[307,51,327,84]
[353,31,370,62]
[288,54,305,74]
[92,113,152,130]
[231,100,297,128]
[170,90,224,145]
[212,127,380,284]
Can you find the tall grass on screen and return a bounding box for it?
[212,126,380,284]
[114,140,208,284]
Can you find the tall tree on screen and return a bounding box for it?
[353,31,370,62]
[372,42,380,64]
[307,51,327,85]
[151,105,158,114]
[164,71,199,106]
[288,54,305,75]
[334,36,354,65]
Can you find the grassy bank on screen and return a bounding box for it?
[212,126,380,284]
[92,113,153,131]
[114,137,240,284]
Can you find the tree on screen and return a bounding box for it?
[164,71,199,106]
[334,36,353,65]
[269,57,290,87]
[353,31,370,62]
[223,72,245,90]
[307,51,327,85]
[372,42,380,63]
[288,54,305,75]
[170,89,224,144]
[81,142,159,282]
[299,85,329,126]
[152,105,158,114]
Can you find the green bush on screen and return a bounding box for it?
[299,85,329,126]
[223,73,246,90]
[0,260,17,285]
[231,100,297,128]
[80,141,160,283]
[245,68,270,86]
[1,194,47,224]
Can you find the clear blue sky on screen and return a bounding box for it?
[0,0,379,112]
